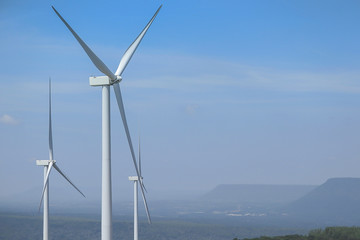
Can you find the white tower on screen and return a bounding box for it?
[129,176,140,240]
[37,160,50,240]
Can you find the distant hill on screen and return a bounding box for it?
[287,178,360,224]
[201,184,316,204]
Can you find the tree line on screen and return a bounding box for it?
[235,227,360,240]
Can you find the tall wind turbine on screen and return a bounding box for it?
[52,5,161,240]
[36,79,85,240]
[129,137,146,240]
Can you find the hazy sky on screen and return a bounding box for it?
[1,0,360,202]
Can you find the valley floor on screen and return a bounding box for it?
[0,211,309,240]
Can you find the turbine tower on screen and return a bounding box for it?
[52,5,161,240]
[129,137,145,240]
[37,79,85,240]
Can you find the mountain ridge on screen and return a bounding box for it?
[287,177,360,222]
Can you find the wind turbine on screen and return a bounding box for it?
[52,5,161,240]
[129,136,146,240]
[36,79,85,240]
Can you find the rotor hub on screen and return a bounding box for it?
[112,75,122,84]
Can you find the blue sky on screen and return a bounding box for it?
[1,0,360,203]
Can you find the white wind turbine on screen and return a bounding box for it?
[36,79,85,240]
[129,137,146,240]
[52,5,161,240]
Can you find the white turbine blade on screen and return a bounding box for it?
[115,5,162,76]
[53,163,85,198]
[48,78,54,161]
[139,181,151,224]
[141,180,148,193]
[52,6,116,81]
[39,161,54,211]
[138,138,148,193]
[113,84,151,223]
[138,136,142,177]
[113,83,142,180]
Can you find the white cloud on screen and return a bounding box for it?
[0,114,19,125]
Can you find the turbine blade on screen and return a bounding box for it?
[141,180,148,193]
[53,163,85,198]
[39,161,54,211]
[115,5,162,76]
[138,136,142,177]
[48,78,54,161]
[52,6,116,81]
[139,181,151,224]
[113,83,151,223]
[113,83,142,180]
[138,136,148,193]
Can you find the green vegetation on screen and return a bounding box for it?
[238,235,306,240]
[236,227,360,240]
[308,227,360,240]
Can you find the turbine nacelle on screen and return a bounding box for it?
[89,75,122,86]
[36,160,56,166]
[129,176,143,181]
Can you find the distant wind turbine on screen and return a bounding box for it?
[129,136,147,240]
[36,79,85,240]
[52,5,161,240]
